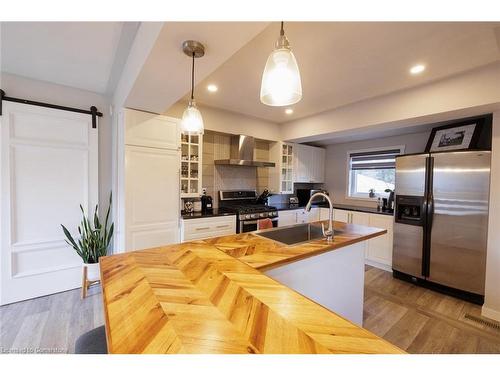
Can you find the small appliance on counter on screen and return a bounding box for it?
[295,188,311,206]
[200,191,213,213]
[381,190,395,213]
[296,188,329,206]
[288,196,299,207]
[183,200,194,213]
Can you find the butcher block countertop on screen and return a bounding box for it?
[206,221,387,271]
[100,221,403,354]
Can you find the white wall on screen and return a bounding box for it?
[165,101,282,141]
[281,62,500,143]
[483,111,500,321]
[1,73,113,212]
[324,131,431,207]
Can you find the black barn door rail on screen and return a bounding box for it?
[0,89,103,128]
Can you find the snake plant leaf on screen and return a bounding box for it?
[61,224,78,248]
[62,192,114,264]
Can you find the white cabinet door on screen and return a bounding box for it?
[350,211,370,258]
[125,146,180,251]
[314,147,326,183]
[367,214,394,270]
[269,142,294,194]
[125,109,179,150]
[1,102,98,305]
[293,144,309,183]
[278,210,298,227]
[334,209,350,223]
[294,144,325,183]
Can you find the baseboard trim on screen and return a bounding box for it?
[365,259,392,272]
[482,306,500,322]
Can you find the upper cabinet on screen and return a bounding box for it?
[269,142,294,194]
[293,144,326,183]
[125,110,179,150]
[180,132,203,198]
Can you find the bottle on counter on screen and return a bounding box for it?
[377,197,382,211]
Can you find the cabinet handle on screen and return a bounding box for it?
[216,224,230,229]
[195,227,210,231]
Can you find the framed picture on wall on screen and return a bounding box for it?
[425,118,488,152]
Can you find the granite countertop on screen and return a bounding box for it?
[273,202,394,216]
[181,208,236,220]
[100,221,403,354]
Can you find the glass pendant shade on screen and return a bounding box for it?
[260,47,302,106]
[181,100,204,135]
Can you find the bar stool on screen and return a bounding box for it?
[75,325,108,354]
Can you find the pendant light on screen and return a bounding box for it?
[181,40,205,135]
[260,22,302,107]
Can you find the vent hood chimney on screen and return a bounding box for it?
[214,135,275,167]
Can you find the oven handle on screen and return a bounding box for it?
[242,218,279,225]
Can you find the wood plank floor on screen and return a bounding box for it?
[1,266,499,354]
[363,266,500,353]
[0,286,103,354]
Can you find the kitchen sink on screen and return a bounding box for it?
[255,223,343,245]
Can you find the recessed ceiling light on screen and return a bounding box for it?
[285,108,294,115]
[207,84,218,92]
[410,64,426,75]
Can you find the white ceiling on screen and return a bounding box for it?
[125,22,269,113]
[1,22,132,94]
[190,22,500,123]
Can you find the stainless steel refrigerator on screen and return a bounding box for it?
[392,150,491,304]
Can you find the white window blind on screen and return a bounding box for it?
[349,149,400,170]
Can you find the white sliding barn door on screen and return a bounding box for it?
[0,102,98,305]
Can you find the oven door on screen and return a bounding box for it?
[239,218,278,233]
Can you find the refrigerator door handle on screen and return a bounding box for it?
[423,156,434,277]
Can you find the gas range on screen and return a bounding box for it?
[228,204,278,220]
[219,190,279,232]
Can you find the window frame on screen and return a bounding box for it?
[345,145,405,201]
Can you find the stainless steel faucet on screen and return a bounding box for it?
[305,192,334,242]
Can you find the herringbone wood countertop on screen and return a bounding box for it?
[100,221,404,354]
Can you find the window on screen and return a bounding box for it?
[347,147,403,199]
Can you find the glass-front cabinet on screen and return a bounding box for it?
[180,133,202,198]
[269,141,294,194]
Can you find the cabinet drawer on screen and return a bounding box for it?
[181,216,236,242]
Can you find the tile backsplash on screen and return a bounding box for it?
[187,131,324,209]
[200,131,273,208]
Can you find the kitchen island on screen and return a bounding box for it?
[100,220,404,354]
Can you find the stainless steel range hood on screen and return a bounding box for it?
[214,135,275,167]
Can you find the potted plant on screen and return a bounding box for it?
[61,194,114,282]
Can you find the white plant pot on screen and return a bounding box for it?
[84,262,101,282]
